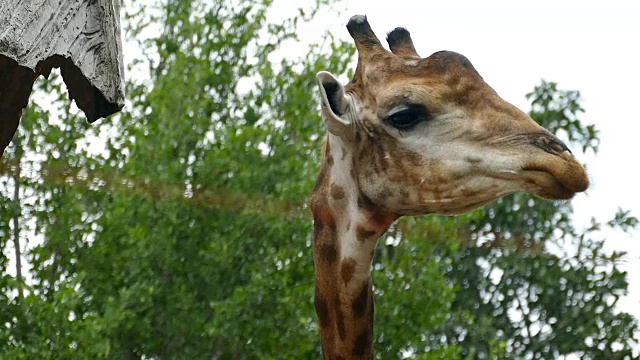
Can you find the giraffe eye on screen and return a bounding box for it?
[385,105,430,130]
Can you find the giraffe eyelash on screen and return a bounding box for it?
[385,104,432,130]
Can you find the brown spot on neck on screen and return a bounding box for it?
[315,287,330,327]
[356,226,378,243]
[318,243,338,263]
[311,205,337,229]
[351,281,370,318]
[330,184,346,200]
[353,329,371,357]
[327,154,335,166]
[341,258,357,283]
[335,298,346,340]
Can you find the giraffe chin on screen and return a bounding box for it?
[396,194,509,217]
[432,198,498,216]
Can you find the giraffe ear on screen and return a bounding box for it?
[316,71,354,136]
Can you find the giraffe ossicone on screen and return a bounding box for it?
[310,14,589,359]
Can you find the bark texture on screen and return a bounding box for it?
[0,0,125,157]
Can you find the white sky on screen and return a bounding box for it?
[281,0,640,335]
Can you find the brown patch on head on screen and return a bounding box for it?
[358,147,368,161]
[353,329,371,357]
[330,184,346,200]
[356,226,377,243]
[461,187,482,199]
[379,187,393,201]
[403,149,423,168]
[351,282,370,318]
[399,188,410,199]
[354,131,362,143]
[340,258,357,283]
[426,50,480,76]
[465,156,482,165]
[374,141,389,172]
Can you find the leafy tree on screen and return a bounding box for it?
[3,0,358,358]
[0,1,637,359]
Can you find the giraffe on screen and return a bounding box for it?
[309,15,589,360]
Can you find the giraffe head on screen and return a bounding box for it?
[316,15,589,216]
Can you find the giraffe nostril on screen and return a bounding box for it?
[533,134,571,156]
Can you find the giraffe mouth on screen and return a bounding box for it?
[521,167,583,200]
[520,133,589,199]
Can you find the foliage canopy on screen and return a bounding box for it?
[0,0,637,359]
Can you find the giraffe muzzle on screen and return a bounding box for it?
[522,133,589,197]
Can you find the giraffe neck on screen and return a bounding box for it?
[309,134,396,360]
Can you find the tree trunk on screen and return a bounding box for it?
[0,0,126,157]
[12,138,24,304]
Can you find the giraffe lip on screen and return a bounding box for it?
[521,168,576,200]
[520,145,589,198]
